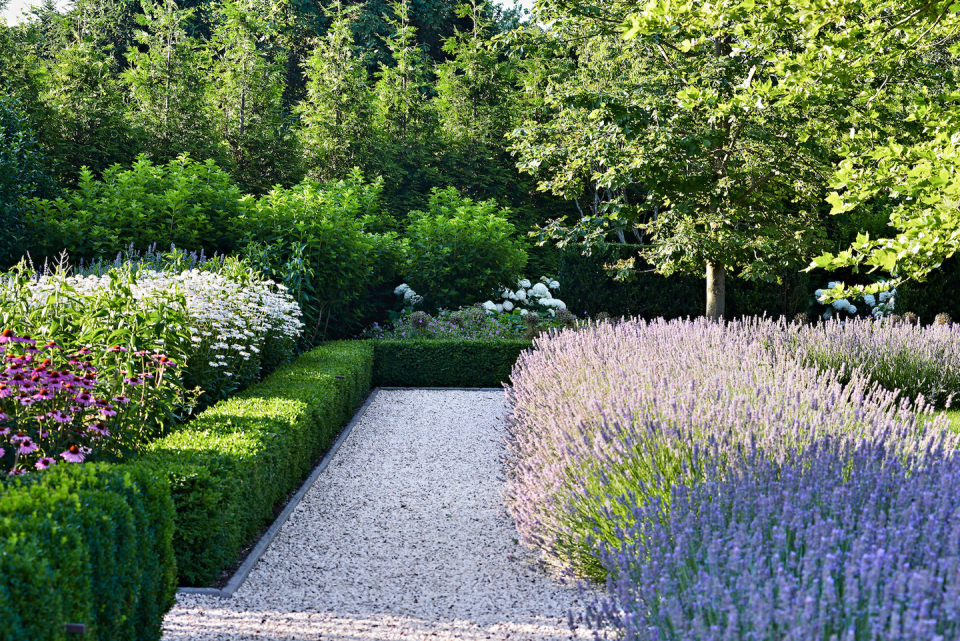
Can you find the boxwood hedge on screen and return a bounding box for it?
[0,462,176,641]
[371,339,531,388]
[144,340,374,586]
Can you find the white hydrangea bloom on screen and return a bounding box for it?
[879,291,891,302]
[847,304,857,314]
[831,299,849,310]
[872,307,884,318]
[518,279,531,288]
[549,280,560,290]
[394,284,410,296]
[519,309,529,316]
[888,298,896,310]
[515,289,527,301]
[502,300,514,312]
[482,301,497,313]
[529,283,550,298]
[863,294,876,307]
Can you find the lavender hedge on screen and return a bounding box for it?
[505,318,953,580]
[588,437,960,640]
[791,318,960,409]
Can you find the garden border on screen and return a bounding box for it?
[176,385,506,598]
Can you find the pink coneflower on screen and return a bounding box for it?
[0,412,7,422]
[134,350,150,357]
[87,422,110,437]
[18,438,38,454]
[35,457,56,470]
[10,432,28,443]
[0,329,14,344]
[33,388,55,401]
[74,392,94,406]
[7,468,26,476]
[18,395,35,406]
[48,410,72,423]
[100,408,117,418]
[106,345,128,353]
[112,396,131,404]
[124,377,144,386]
[43,341,61,350]
[39,430,49,438]
[0,447,4,457]
[0,427,8,437]
[60,445,87,463]
[0,384,10,399]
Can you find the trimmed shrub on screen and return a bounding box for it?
[558,243,810,319]
[0,462,176,641]
[145,340,374,586]
[372,339,530,387]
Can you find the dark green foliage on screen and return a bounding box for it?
[404,186,528,310]
[0,462,177,641]
[240,173,401,346]
[372,338,531,387]
[144,340,373,586]
[24,154,250,261]
[560,243,811,320]
[0,93,53,268]
[896,253,960,324]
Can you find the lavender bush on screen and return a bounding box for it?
[505,318,953,579]
[588,436,960,640]
[791,318,960,408]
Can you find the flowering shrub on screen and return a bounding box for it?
[505,317,951,579]
[815,279,897,319]
[792,317,960,408]
[0,330,180,472]
[483,276,567,317]
[588,437,960,640]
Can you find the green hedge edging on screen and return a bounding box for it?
[0,462,176,641]
[144,340,374,587]
[371,339,531,388]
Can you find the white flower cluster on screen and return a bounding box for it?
[816,281,896,320]
[394,283,424,309]
[485,277,565,317]
[4,269,303,374]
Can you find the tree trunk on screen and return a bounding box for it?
[706,262,725,319]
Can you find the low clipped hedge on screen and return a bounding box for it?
[144,340,374,586]
[371,339,531,387]
[0,463,176,641]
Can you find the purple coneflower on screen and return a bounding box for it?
[18,438,38,454]
[87,422,110,437]
[35,457,56,470]
[60,445,87,463]
[48,410,72,423]
[33,388,55,401]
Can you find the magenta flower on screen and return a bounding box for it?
[7,469,26,476]
[100,408,117,418]
[47,410,72,423]
[42,341,61,350]
[0,447,4,458]
[60,445,87,463]
[87,422,110,437]
[32,388,54,401]
[18,438,37,454]
[10,432,28,443]
[112,396,130,404]
[18,395,35,406]
[0,412,7,422]
[106,345,128,353]
[124,377,144,386]
[34,457,56,470]
[74,392,94,406]
[0,329,14,344]
[0,427,7,437]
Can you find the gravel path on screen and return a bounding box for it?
[163,389,591,641]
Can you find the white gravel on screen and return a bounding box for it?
[163,389,592,640]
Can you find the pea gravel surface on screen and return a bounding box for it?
[162,389,592,641]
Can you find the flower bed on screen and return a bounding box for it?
[588,437,960,640]
[791,317,960,408]
[505,318,954,580]
[0,260,302,457]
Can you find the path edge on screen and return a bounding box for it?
[177,387,383,599]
